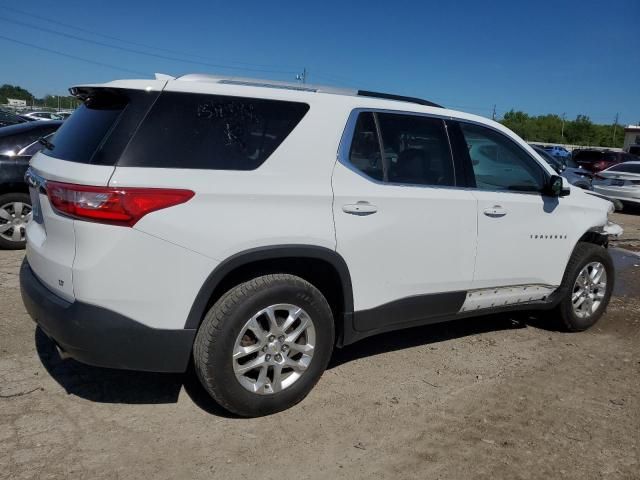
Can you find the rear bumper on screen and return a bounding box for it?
[20,258,195,372]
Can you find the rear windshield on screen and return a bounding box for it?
[42,88,159,165]
[118,92,310,170]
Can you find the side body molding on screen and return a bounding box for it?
[184,245,355,335]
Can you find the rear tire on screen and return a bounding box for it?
[0,192,31,250]
[193,274,334,417]
[553,242,614,331]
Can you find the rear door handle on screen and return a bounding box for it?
[483,205,507,218]
[342,202,378,216]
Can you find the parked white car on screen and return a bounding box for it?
[593,161,640,206]
[21,111,62,121]
[21,74,621,416]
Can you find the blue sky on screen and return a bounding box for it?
[0,0,638,124]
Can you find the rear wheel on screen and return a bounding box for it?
[193,274,334,417]
[0,192,32,250]
[554,242,614,331]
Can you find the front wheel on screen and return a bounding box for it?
[554,242,614,331]
[193,274,334,417]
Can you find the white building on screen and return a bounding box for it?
[624,125,640,155]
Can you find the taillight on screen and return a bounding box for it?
[595,161,608,171]
[46,182,194,227]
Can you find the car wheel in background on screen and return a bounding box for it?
[0,192,32,250]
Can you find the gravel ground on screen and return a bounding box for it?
[1,214,639,479]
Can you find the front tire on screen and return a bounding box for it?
[554,242,614,331]
[193,274,334,417]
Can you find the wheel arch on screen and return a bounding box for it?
[185,245,354,345]
[578,227,609,248]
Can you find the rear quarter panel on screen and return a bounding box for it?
[109,98,347,261]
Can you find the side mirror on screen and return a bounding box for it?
[548,175,570,197]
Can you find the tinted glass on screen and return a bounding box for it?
[607,163,640,174]
[44,97,125,163]
[461,123,545,192]
[120,92,309,170]
[348,112,384,181]
[377,113,454,186]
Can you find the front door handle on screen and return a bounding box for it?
[483,205,507,218]
[343,202,378,216]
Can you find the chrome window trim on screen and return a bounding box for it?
[337,107,552,196]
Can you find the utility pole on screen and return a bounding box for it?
[612,113,619,145]
[491,104,496,121]
[296,67,307,84]
[561,113,566,140]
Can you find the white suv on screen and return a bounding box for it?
[21,74,621,416]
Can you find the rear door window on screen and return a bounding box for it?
[377,113,455,186]
[345,111,455,187]
[119,92,310,170]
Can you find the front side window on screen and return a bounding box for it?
[460,123,546,192]
[347,111,455,187]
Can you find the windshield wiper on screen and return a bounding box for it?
[38,137,55,151]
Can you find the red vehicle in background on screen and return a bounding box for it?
[573,149,638,172]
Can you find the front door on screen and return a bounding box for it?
[456,121,575,290]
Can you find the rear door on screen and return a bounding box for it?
[25,83,164,300]
[332,110,477,332]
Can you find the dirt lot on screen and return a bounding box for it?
[1,214,639,480]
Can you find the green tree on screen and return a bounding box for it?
[0,84,33,104]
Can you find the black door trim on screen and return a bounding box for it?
[184,245,354,330]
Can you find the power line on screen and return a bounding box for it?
[0,34,148,76]
[0,4,300,71]
[0,15,299,75]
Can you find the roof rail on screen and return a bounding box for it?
[357,90,443,108]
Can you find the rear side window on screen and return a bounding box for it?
[119,92,309,170]
[42,89,161,165]
[44,95,125,163]
[346,111,455,186]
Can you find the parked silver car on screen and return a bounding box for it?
[531,145,592,190]
[593,161,640,207]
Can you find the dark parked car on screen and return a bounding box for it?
[0,109,27,128]
[573,149,638,173]
[531,145,593,189]
[0,120,62,249]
